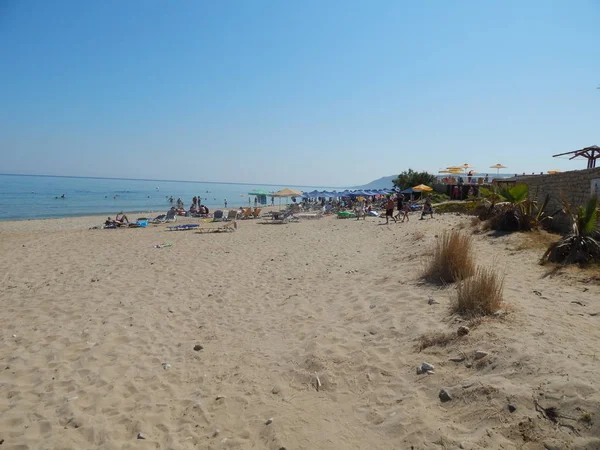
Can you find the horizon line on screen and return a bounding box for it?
[0,172,348,189]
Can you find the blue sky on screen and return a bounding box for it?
[1,0,598,186]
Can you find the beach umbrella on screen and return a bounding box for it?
[273,188,303,197]
[272,188,303,209]
[445,167,463,175]
[489,163,507,176]
[412,184,433,192]
[452,163,473,176]
[248,189,270,195]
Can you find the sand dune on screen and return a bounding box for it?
[1,213,600,449]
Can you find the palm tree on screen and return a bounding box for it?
[542,196,600,264]
[490,184,551,231]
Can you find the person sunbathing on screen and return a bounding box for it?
[115,212,129,224]
[105,216,127,226]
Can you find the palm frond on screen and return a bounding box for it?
[580,196,598,235]
[507,184,528,203]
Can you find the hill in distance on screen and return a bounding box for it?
[349,175,396,190]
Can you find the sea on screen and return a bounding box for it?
[0,174,340,221]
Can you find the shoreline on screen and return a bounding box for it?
[0,205,282,224]
[0,206,283,232]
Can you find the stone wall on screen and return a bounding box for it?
[502,167,600,211]
[500,168,600,230]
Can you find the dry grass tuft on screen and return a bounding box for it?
[423,230,476,284]
[453,265,504,317]
[416,331,458,352]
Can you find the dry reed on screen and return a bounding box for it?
[453,265,504,316]
[423,230,475,284]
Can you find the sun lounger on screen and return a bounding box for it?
[295,211,323,220]
[196,221,237,233]
[263,210,297,224]
[151,209,177,224]
[241,208,253,219]
[150,214,166,224]
[252,208,261,218]
[167,224,200,231]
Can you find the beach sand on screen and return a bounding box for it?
[1,212,600,449]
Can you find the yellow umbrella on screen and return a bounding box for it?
[413,184,433,192]
[547,170,562,174]
[489,163,507,176]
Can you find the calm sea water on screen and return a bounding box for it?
[0,174,339,221]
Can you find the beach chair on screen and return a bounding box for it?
[252,208,261,218]
[212,210,224,222]
[165,209,177,222]
[224,210,238,221]
[241,208,253,219]
[150,208,177,224]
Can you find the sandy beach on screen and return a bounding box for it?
[1,211,600,449]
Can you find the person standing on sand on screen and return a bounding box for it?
[396,194,409,222]
[224,199,228,208]
[385,196,396,224]
[420,196,434,220]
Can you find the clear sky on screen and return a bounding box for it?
[1,0,598,186]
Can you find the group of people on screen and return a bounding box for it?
[189,196,209,215]
[166,197,210,216]
[383,194,433,224]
